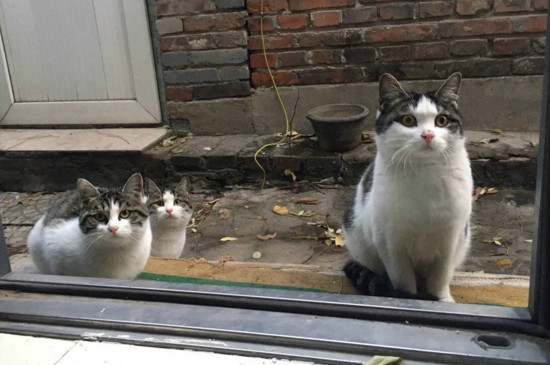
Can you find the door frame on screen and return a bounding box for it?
[0,0,161,126]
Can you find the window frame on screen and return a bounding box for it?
[0,8,550,364]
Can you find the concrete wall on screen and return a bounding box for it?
[153,0,547,134]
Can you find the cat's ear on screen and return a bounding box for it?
[145,178,162,196]
[176,176,190,193]
[435,72,461,105]
[122,173,144,199]
[379,73,410,105]
[77,179,100,201]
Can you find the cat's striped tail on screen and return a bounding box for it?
[343,259,438,301]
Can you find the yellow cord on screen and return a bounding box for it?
[253,0,291,189]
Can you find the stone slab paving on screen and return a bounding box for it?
[1,184,533,276]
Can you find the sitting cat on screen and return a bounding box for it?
[145,176,193,258]
[343,73,473,302]
[27,173,152,279]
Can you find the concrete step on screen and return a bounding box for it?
[0,129,539,192]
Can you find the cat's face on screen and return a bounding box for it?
[374,73,464,163]
[145,177,193,227]
[78,173,149,245]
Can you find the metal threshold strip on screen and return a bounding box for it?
[0,288,549,365]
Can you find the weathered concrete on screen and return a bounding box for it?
[1,185,534,276]
[0,131,539,192]
[167,98,255,134]
[248,76,542,136]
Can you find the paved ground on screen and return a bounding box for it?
[1,182,534,276]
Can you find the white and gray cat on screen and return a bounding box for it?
[343,73,473,302]
[145,176,193,258]
[27,173,152,279]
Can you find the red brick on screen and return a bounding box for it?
[342,7,377,24]
[248,16,276,33]
[289,0,355,11]
[278,51,308,67]
[439,18,512,38]
[378,3,414,20]
[308,50,345,64]
[297,29,364,48]
[183,12,246,32]
[251,71,299,87]
[494,0,530,13]
[412,42,449,60]
[166,86,192,101]
[250,53,277,68]
[247,0,288,14]
[493,37,531,55]
[365,24,435,43]
[378,45,411,61]
[311,11,342,27]
[160,32,247,51]
[455,0,490,15]
[533,0,549,10]
[449,39,488,56]
[249,34,295,50]
[417,1,453,18]
[512,15,547,33]
[277,14,308,30]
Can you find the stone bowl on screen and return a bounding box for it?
[306,104,369,152]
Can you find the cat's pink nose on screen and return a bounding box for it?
[166,208,173,214]
[421,130,435,143]
[108,226,119,234]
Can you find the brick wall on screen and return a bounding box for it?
[155,0,250,102]
[153,0,547,131]
[248,0,547,87]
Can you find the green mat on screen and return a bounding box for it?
[138,272,326,292]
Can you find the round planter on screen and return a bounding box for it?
[306,104,369,152]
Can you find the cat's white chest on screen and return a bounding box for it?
[371,160,472,260]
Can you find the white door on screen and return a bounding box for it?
[0,0,160,126]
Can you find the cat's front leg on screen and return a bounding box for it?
[424,255,455,302]
[384,251,418,295]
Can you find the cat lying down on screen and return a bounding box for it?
[27,173,152,279]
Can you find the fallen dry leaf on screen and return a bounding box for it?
[289,210,316,217]
[203,147,212,151]
[473,187,486,201]
[334,235,345,247]
[218,255,235,263]
[218,208,231,220]
[220,236,238,242]
[257,232,277,240]
[273,205,289,215]
[486,187,499,194]
[495,259,513,267]
[294,198,319,205]
[256,216,264,221]
[483,237,504,246]
[161,135,178,147]
[490,129,503,135]
[284,169,297,182]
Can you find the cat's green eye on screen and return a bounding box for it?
[400,115,416,127]
[435,115,450,127]
[94,213,106,222]
[174,199,182,205]
[119,210,130,219]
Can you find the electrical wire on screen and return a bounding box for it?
[253,0,291,189]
